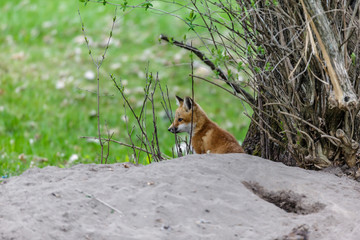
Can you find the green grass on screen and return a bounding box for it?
[0,0,251,178]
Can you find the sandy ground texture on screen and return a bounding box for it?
[1,154,360,240]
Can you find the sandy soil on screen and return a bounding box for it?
[1,154,360,240]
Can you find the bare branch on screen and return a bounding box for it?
[159,34,255,104]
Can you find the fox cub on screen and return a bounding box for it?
[168,96,244,154]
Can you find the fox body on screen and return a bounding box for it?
[168,96,244,154]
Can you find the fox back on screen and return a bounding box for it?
[168,96,244,154]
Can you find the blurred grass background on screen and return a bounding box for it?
[0,0,251,177]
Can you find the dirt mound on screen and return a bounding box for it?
[1,154,359,239]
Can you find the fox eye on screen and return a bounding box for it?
[178,118,183,122]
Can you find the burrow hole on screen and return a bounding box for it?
[242,181,325,215]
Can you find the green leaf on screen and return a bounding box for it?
[187,23,195,31]
[247,45,253,55]
[79,0,89,5]
[265,62,273,71]
[237,62,244,71]
[141,1,153,11]
[186,10,197,31]
[279,121,284,131]
[121,0,128,11]
[351,52,356,66]
[250,0,256,8]
[257,45,265,55]
[189,10,194,20]
[227,69,233,79]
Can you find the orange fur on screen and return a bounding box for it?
[168,96,244,154]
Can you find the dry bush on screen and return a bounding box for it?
[157,0,360,170]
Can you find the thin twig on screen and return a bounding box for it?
[342,0,360,50]
[150,73,163,161]
[80,136,167,157]
[111,75,156,160]
[104,121,114,164]
[76,189,123,216]
[189,42,195,155]
[78,7,118,163]
[123,104,138,164]
[278,111,340,146]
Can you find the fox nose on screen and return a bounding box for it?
[168,126,176,133]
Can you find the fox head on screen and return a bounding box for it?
[168,96,197,134]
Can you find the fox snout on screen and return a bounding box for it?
[168,125,178,134]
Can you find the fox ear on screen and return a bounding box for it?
[184,97,194,111]
[175,96,184,106]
